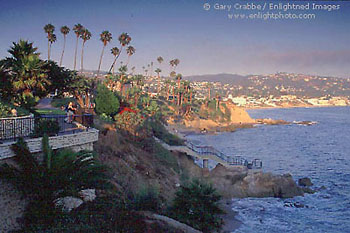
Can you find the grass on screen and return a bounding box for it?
[51,97,76,108]
[34,108,66,115]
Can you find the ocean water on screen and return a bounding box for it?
[187,107,350,233]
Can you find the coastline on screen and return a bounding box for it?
[245,104,349,110]
[220,200,242,232]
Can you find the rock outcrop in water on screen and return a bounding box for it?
[207,164,304,198]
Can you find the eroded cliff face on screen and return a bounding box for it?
[95,131,304,201]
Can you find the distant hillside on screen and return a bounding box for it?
[185,73,350,98]
[185,73,248,84]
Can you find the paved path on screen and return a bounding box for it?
[35,97,55,109]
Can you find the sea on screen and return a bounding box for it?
[187,107,350,233]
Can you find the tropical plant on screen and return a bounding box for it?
[80,28,92,72]
[109,32,131,73]
[0,136,109,227]
[169,179,224,233]
[157,56,163,65]
[44,24,55,60]
[73,23,84,70]
[94,84,120,116]
[155,68,162,93]
[110,47,120,75]
[68,75,94,109]
[47,33,57,60]
[97,30,112,76]
[126,46,135,66]
[59,26,70,66]
[0,40,50,108]
[169,58,180,71]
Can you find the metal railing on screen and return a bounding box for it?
[0,114,94,141]
[185,141,262,169]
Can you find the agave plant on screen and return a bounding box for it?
[0,135,110,226]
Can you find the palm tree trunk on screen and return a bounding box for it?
[74,36,79,70]
[109,46,123,73]
[60,35,66,66]
[81,41,85,72]
[126,56,130,66]
[97,45,105,76]
[166,84,169,100]
[48,40,50,60]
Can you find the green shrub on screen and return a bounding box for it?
[95,84,120,116]
[169,179,224,233]
[33,118,60,137]
[0,99,30,117]
[132,185,161,212]
[144,119,183,146]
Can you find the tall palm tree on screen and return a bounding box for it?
[47,33,57,61]
[150,61,154,78]
[73,23,84,70]
[157,56,164,65]
[80,28,92,72]
[169,58,180,71]
[59,26,70,66]
[110,47,120,75]
[126,46,135,66]
[109,32,131,73]
[155,68,162,93]
[43,24,55,60]
[97,30,112,76]
[176,73,182,89]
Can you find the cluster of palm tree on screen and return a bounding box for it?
[43,23,135,75]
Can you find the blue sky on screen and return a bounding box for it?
[1,0,350,78]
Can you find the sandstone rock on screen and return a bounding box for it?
[54,196,84,212]
[298,177,313,187]
[79,189,96,202]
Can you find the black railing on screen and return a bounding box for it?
[0,114,94,142]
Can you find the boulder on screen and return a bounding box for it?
[298,177,313,187]
[239,172,304,198]
[54,196,84,212]
[79,189,96,202]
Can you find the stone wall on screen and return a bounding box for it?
[0,128,99,160]
[0,115,34,140]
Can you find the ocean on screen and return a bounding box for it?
[187,107,350,233]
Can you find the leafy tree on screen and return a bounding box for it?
[59,25,70,66]
[95,84,120,116]
[73,23,84,70]
[97,30,112,76]
[0,136,110,227]
[169,179,224,233]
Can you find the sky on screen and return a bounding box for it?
[1,0,350,78]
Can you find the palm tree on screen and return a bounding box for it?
[97,30,112,76]
[80,28,92,72]
[47,33,57,60]
[110,47,120,75]
[43,24,55,60]
[155,68,162,93]
[169,58,180,71]
[165,79,171,100]
[206,83,213,100]
[59,26,70,66]
[126,46,135,66]
[0,136,109,227]
[150,62,154,78]
[157,56,164,65]
[109,32,131,73]
[176,73,182,89]
[73,23,84,70]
